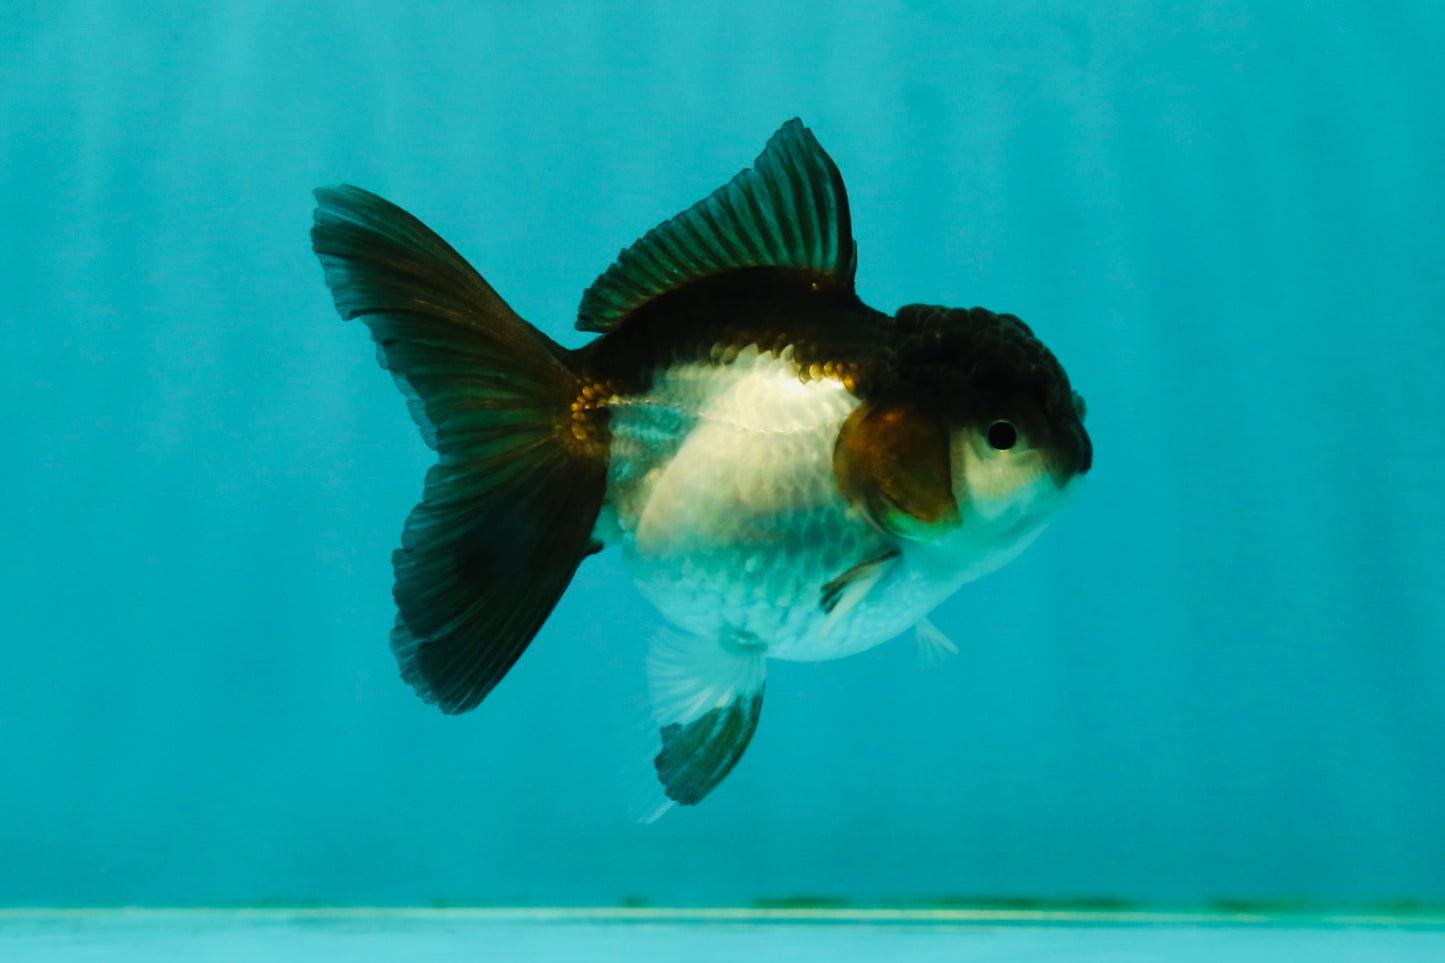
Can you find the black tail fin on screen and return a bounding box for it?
[312,185,607,714]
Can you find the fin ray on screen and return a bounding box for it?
[819,550,900,637]
[313,185,606,714]
[913,616,960,664]
[577,118,855,333]
[646,629,767,806]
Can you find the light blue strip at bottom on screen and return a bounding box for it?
[3,908,1444,963]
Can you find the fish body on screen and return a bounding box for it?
[312,120,1092,810]
[607,344,901,662]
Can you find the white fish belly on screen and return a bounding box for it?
[602,348,951,660]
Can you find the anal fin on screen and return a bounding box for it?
[656,693,764,808]
[913,616,960,664]
[647,630,767,808]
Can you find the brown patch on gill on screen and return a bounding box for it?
[833,401,960,538]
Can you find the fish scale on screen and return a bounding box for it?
[605,345,957,661]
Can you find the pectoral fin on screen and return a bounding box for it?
[820,550,900,616]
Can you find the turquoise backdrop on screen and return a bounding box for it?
[2,0,1441,908]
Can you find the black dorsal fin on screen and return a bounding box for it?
[576,118,856,333]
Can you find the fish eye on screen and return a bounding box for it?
[986,420,1018,451]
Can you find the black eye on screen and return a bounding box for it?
[986,420,1018,451]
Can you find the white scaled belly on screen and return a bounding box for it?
[602,347,946,660]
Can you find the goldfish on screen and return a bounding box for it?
[311,119,1091,809]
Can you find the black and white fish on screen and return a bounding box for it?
[311,119,1092,810]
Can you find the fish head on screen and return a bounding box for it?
[837,304,1090,573]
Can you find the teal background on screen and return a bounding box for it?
[3,0,1442,908]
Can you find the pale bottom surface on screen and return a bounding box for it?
[3,910,1444,962]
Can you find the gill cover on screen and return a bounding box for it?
[833,401,961,539]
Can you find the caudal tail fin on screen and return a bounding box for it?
[312,185,607,714]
